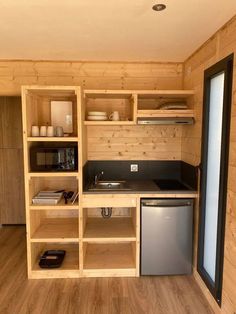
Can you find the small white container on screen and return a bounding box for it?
[39,126,47,137]
[31,125,39,137]
[109,111,120,121]
[47,126,54,137]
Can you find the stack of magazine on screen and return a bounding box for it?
[32,191,64,205]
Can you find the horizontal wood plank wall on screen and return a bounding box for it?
[183,15,236,314]
[0,61,184,161]
[0,61,183,96]
[87,125,182,160]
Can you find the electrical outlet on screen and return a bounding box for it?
[130,164,138,172]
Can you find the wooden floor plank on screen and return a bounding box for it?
[0,226,213,314]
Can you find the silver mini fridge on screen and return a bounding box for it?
[141,198,193,275]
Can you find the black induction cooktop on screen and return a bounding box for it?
[154,179,192,191]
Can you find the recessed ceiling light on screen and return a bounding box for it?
[152,4,166,11]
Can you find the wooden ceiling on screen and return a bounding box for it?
[0,0,236,61]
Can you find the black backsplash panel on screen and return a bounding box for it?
[83,160,197,189]
[181,162,198,190]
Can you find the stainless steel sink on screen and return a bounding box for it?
[88,180,131,191]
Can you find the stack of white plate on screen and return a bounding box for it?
[87,111,108,121]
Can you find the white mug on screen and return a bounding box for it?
[47,126,54,137]
[56,126,64,137]
[109,111,120,121]
[39,126,47,137]
[31,125,39,137]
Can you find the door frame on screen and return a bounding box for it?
[197,53,234,305]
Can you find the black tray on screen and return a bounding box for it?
[39,250,66,269]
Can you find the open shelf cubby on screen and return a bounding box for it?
[23,87,79,137]
[32,242,79,270]
[84,90,137,125]
[28,176,79,209]
[26,141,79,174]
[137,90,194,118]
[30,210,79,242]
[83,242,136,276]
[83,207,136,241]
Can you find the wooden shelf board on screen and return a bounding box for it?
[84,90,134,98]
[27,137,79,142]
[84,89,194,98]
[84,121,135,126]
[30,269,80,279]
[31,218,79,242]
[31,238,79,243]
[137,90,195,98]
[30,199,79,210]
[24,85,78,97]
[84,243,135,270]
[137,109,194,118]
[32,243,79,272]
[28,172,79,178]
[82,269,136,277]
[83,217,136,242]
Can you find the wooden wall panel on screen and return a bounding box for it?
[182,15,236,314]
[87,125,182,160]
[0,97,25,224]
[0,149,25,224]
[0,97,23,149]
[0,61,183,96]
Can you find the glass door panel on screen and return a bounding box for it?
[198,54,233,305]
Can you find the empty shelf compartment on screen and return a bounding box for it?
[83,217,136,241]
[83,242,136,270]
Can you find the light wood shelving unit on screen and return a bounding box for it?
[22,86,83,279]
[81,198,139,277]
[22,86,195,279]
[83,89,194,125]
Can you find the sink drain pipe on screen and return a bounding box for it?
[101,207,112,219]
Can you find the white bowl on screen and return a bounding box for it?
[88,111,107,116]
[87,115,108,121]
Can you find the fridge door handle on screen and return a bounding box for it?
[142,203,192,208]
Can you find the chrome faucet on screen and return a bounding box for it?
[94,171,104,185]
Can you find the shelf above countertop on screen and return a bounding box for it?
[84,121,135,126]
[137,109,194,118]
[84,89,195,98]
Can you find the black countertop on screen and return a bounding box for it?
[83,179,197,195]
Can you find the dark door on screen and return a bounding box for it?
[197,54,234,305]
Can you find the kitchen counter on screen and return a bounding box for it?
[83,179,198,195]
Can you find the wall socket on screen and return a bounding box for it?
[130,164,138,172]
